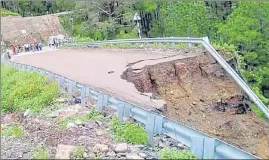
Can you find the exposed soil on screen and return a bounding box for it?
[122,52,269,159]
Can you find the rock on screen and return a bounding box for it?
[67,123,76,128]
[106,151,116,157]
[134,145,145,150]
[192,101,197,105]
[96,129,105,136]
[139,153,147,158]
[23,109,31,117]
[84,122,96,129]
[83,152,88,158]
[126,153,143,159]
[3,113,20,123]
[87,152,96,159]
[129,146,140,153]
[58,104,81,120]
[47,111,59,118]
[55,144,75,159]
[114,143,128,153]
[95,121,103,127]
[92,144,109,153]
[75,120,83,125]
[158,141,165,148]
[177,143,185,149]
[57,98,68,103]
[155,100,167,113]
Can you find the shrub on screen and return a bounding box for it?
[110,116,148,144]
[58,107,104,129]
[71,146,86,159]
[1,9,20,17]
[1,65,58,113]
[158,147,196,159]
[2,125,24,137]
[32,146,49,159]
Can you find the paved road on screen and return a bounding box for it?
[13,48,198,110]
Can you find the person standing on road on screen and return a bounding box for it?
[38,42,42,50]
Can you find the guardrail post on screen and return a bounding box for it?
[203,138,215,159]
[145,114,155,146]
[80,86,86,106]
[68,80,76,94]
[97,94,104,112]
[123,104,132,118]
[86,87,90,97]
[103,95,109,107]
[191,137,204,159]
[57,76,64,89]
[117,103,125,123]
[154,115,163,134]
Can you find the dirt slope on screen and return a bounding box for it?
[122,52,269,159]
[1,15,65,45]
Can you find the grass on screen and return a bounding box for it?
[71,146,86,159]
[110,116,148,144]
[1,65,58,113]
[57,107,104,129]
[1,9,20,17]
[158,147,196,159]
[75,35,94,43]
[2,125,24,137]
[32,146,49,159]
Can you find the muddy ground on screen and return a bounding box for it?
[122,52,269,159]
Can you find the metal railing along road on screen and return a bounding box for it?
[2,37,265,159]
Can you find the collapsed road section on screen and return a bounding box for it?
[122,50,269,159]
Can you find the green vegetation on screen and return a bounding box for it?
[158,147,196,159]
[1,9,20,17]
[32,146,49,159]
[110,116,148,144]
[71,146,86,159]
[57,107,104,129]
[75,36,94,43]
[1,65,58,113]
[2,125,24,137]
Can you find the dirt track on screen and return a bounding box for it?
[13,48,198,111]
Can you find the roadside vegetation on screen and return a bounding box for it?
[57,107,104,129]
[32,146,49,159]
[2,125,24,137]
[1,9,20,17]
[110,116,148,144]
[158,147,196,159]
[1,65,58,113]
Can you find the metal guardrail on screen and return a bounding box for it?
[65,37,269,120]
[1,38,263,159]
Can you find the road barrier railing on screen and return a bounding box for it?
[1,37,263,159]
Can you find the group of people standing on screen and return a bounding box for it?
[11,42,42,55]
[48,36,65,48]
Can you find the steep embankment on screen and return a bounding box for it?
[122,51,269,159]
[1,14,65,46]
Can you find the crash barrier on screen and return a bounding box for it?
[1,37,262,159]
